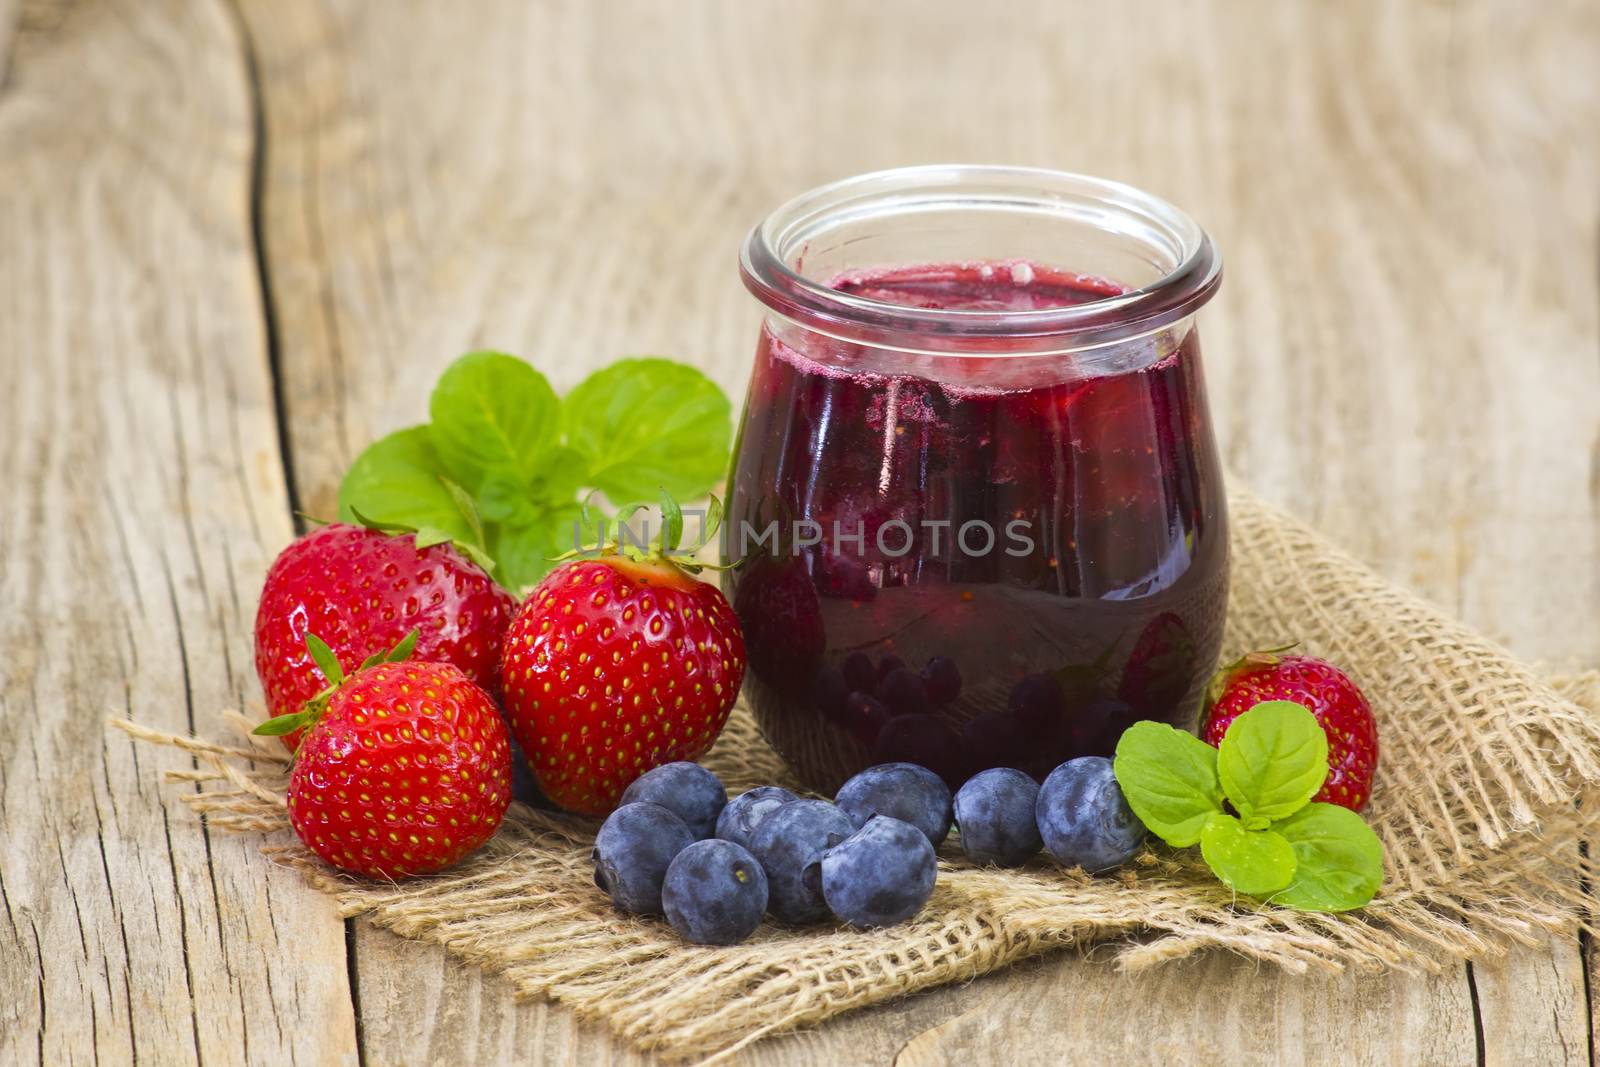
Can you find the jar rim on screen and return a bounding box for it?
[740,165,1222,353]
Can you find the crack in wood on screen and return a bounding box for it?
[222,4,367,1065]
[1466,962,1487,1067]
[225,0,301,523]
[1,1,1596,1063]
[159,807,204,1065]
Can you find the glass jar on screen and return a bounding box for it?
[723,165,1227,793]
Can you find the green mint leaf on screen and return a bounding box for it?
[477,472,539,524]
[528,445,590,508]
[1199,812,1297,896]
[252,709,315,737]
[492,506,583,593]
[1112,721,1225,847]
[339,426,477,545]
[560,358,731,502]
[304,633,345,687]
[428,351,559,492]
[1217,700,1328,825]
[1272,803,1384,912]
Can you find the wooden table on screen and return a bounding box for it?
[3,1,1596,1063]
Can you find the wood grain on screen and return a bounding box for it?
[3,0,1596,1063]
[0,2,356,1063]
[236,1,1600,1064]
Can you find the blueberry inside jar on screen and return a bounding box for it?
[725,166,1228,793]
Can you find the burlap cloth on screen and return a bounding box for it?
[116,487,1600,1061]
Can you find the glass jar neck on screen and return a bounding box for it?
[740,165,1221,356]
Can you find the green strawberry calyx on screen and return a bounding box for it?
[553,489,730,576]
[1204,642,1301,709]
[253,629,419,741]
[349,500,498,578]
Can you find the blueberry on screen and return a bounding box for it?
[506,734,549,808]
[619,761,727,839]
[960,710,1028,770]
[811,666,850,718]
[747,799,855,923]
[1066,696,1135,758]
[1008,673,1066,728]
[592,802,696,915]
[871,717,967,789]
[835,691,891,742]
[835,762,953,847]
[875,655,907,682]
[820,816,938,927]
[1035,757,1147,873]
[921,656,962,705]
[953,768,1042,867]
[841,651,878,694]
[661,839,769,945]
[877,667,927,716]
[715,785,799,851]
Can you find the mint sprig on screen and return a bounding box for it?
[1217,700,1328,827]
[1271,803,1384,911]
[337,352,731,593]
[1199,812,1296,896]
[425,352,560,492]
[1113,701,1384,912]
[559,359,733,502]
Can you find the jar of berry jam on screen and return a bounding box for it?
[724,165,1227,793]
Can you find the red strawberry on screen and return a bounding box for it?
[1201,652,1379,811]
[1116,611,1197,719]
[254,523,516,749]
[500,554,746,815]
[276,650,512,879]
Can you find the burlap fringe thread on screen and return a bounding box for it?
[112,489,1600,1062]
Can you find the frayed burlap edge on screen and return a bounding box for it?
[110,488,1600,1062]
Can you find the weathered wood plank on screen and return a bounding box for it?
[0,1,357,1064]
[233,0,1600,1063]
[346,922,652,1067]
[0,0,18,89]
[893,952,1480,1067]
